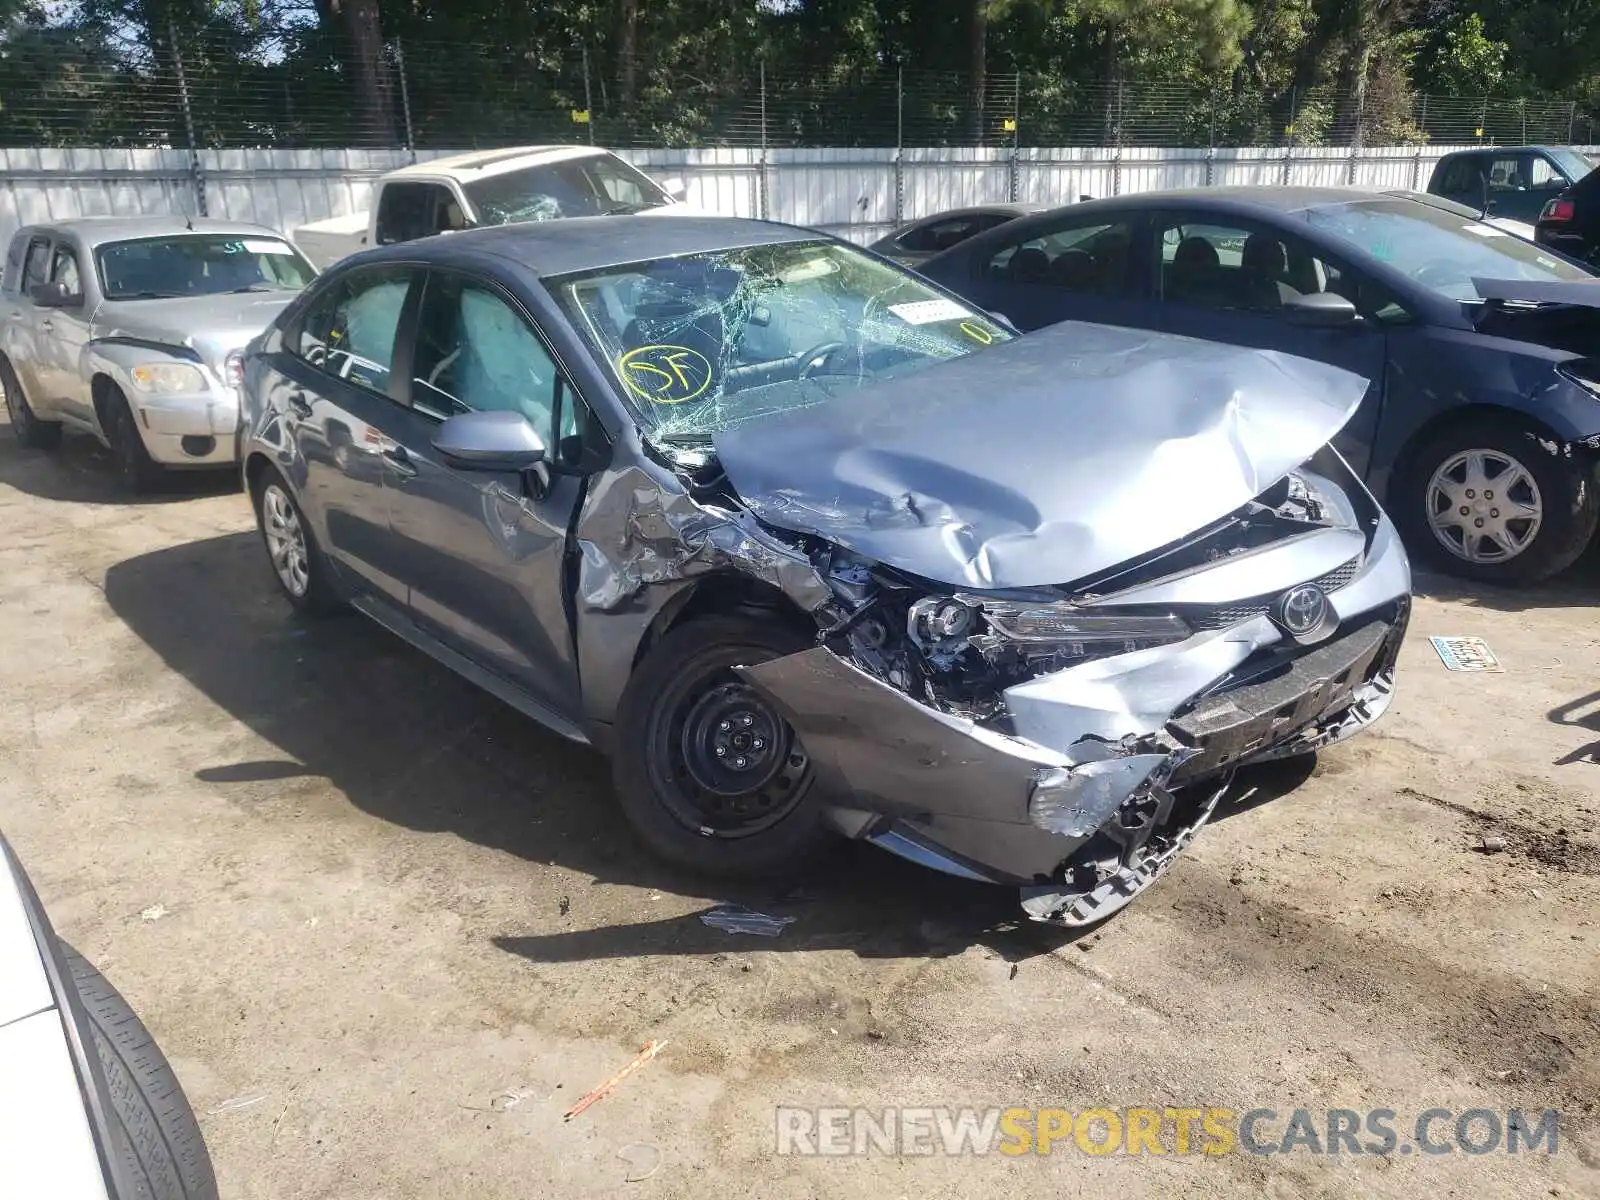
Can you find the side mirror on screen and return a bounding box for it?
[660,176,687,200]
[986,309,1021,335]
[29,281,78,308]
[1285,292,1360,328]
[432,410,547,471]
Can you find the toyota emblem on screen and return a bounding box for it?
[1275,583,1330,642]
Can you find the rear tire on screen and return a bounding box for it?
[613,615,836,877]
[1395,414,1599,585]
[64,943,219,1200]
[107,386,164,494]
[1,358,63,450]
[250,465,344,615]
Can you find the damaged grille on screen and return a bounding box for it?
[1184,555,1362,632]
[1166,610,1404,783]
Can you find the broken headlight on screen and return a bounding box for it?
[975,602,1191,656]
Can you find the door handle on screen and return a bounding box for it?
[286,391,313,419]
[381,445,417,477]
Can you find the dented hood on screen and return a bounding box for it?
[711,322,1368,590]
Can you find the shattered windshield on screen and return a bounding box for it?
[96,234,316,300]
[1304,199,1596,303]
[463,157,672,225]
[551,240,1011,440]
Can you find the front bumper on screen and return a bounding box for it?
[128,388,241,466]
[741,514,1411,925]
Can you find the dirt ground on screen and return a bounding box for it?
[1,430,1597,1200]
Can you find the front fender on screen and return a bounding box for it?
[82,338,211,408]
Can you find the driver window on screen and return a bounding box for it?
[50,244,81,297]
[1528,157,1563,189]
[1156,217,1412,324]
[410,272,562,444]
[375,182,458,243]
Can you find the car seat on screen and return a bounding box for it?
[1008,246,1052,284]
[1168,236,1222,304]
[1239,233,1289,309]
[1049,249,1097,291]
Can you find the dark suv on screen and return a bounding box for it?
[1535,161,1600,266]
[1427,146,1593,224]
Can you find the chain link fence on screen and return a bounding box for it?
[2,25,1596,153]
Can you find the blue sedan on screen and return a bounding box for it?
[918,187,1600,585]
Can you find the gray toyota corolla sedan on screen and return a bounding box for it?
[238,216,1410,926]
[1,217,317,491]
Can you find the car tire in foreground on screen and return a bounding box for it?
[1,358,63,451]
[1398,414,1599,585]
[107,386,164,494]
[613,615,837,877]
[250,465,344,615]
[64,944,219,1200]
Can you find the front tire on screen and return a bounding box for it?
[250,466,343,615]
[612,615,836,877]
[107,387,164,494]
[65,944,219,1200]
[1,358,63,450]
[1397,415,1599,585]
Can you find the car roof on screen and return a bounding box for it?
[1437,145,1574,157]
[385,145,614,184]
[987,186,1447,228]
[29,216,287,246]
[906,203,1041,223]
[351,214,826,277]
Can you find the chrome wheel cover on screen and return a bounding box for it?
[1425,448,1542,564]
[261,483,311,597]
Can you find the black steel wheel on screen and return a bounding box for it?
[613,614,836,876]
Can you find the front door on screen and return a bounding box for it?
[379,269,586,714]
[275,262,417,605]
[1150,214,1393,476]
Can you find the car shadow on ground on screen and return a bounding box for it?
[1550,690,1600,766]
[0,426,237,504]
[104,530,1329,967]
[1410,539,1600,614]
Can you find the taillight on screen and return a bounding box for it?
[225,351,244,387]
[1540,198,1576,223]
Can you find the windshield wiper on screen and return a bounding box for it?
[227,284,280,293]
[107,290,186,300]
[599,202,646,216]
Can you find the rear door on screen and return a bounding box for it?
[1150,212,1394,475]
[377,268,592,715]
[955,211,1155,331]
[32,239,95,422]
[275,263,418,604]
[3,235,54,409]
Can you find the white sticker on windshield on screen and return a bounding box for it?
[242,238,294,255]
[889,298,971,325]
[1463,224,1507,238]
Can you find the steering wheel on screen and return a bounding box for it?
[1413,258,1472,289]
[796,341,851,381]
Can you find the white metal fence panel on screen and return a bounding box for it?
[5,142,1598,251]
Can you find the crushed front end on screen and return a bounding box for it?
[736,447,1411,925]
